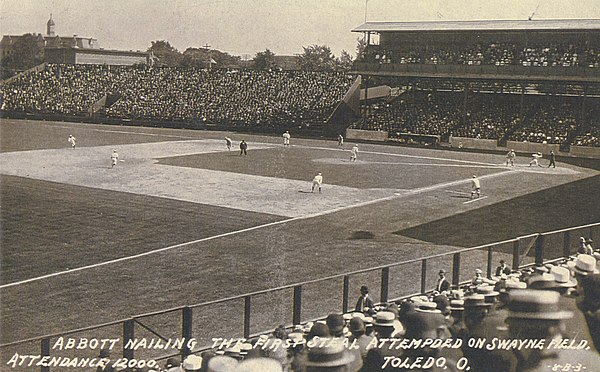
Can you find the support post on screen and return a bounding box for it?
[342,275,350,314]
[123,319,135,360]
[421,259,427,294]
[380,267,389,303]
[512,239,520,270]
[535,235,545,266]
[452,253,461,288]
[487,246,493,278]
[563,231,571,258]
[41,338,50,372]
[293,285,302,325]
[244,296,251,339]
[181,307,193,358]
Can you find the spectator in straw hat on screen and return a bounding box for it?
[448,299,466,337]
[569,254,599,278]
[182,354,203,372]
[206,355,237,372]
[360,312,404,371]
[579,273,600,352]
[506,290,600,371]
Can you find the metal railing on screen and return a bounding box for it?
[1,222,597,371]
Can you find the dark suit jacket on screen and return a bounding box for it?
[436,278,450,292]
[355,295,375,312]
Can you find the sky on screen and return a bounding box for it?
[1,0,599,58]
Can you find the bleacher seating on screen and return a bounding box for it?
[362,43,600,68]
[352,89,599,146]
[0,64,354,130]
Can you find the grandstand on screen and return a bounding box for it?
[351,19,600,156]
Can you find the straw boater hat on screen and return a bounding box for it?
[528,273,559,290]
[236,358,283,372]
[206,355,238,372]
[507,290,572,320]
[449,299,465,312]
[416,301,442,314]
[464,294,493,308]
[476,285,500,298]
[305,339,355,368]
[550,266,577,288]
[374,311,396,327]
[182,354,203,371]
[568,254,599,276]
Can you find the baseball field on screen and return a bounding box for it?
[1,118,599,366]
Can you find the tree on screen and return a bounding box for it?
[253,49,276,70]
[356,37,367,59]
[148,40,182,67]
[297,44,336,71]
[1,33,44,78]
[336,50,354,71]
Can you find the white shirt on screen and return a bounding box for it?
[313,174,323,185]
[472,178,480,188]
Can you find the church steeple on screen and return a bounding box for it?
[47,14,55,36]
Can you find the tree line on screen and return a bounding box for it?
[1,35,364,79]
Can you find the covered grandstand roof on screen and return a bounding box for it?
[352,19,600,33]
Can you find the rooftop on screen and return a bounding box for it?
[352,19,600,33]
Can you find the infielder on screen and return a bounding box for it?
[225,137,232,151]
[338,134,344,147]
[311,172,323,193]
[506,149,515,166]
[68,135,76,149]
[350,145,358,162]
[471,175,481,199]
[529,152,543,167]
[111,149,119,168]
[283,131,291,146]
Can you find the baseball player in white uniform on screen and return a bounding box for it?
[506,149,516,166]
[350,145,359,162]
[471,175,481,199]
[311,172,323,193]
[529,152,543,167]
[68,135,76,149]
[111,150,119,168]
[283,131,291,146]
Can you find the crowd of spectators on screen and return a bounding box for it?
[146,244,600,371]
[362,43,600,68]
[352,90,598,146]
[0,64,354,129]
[508,97,578,144]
